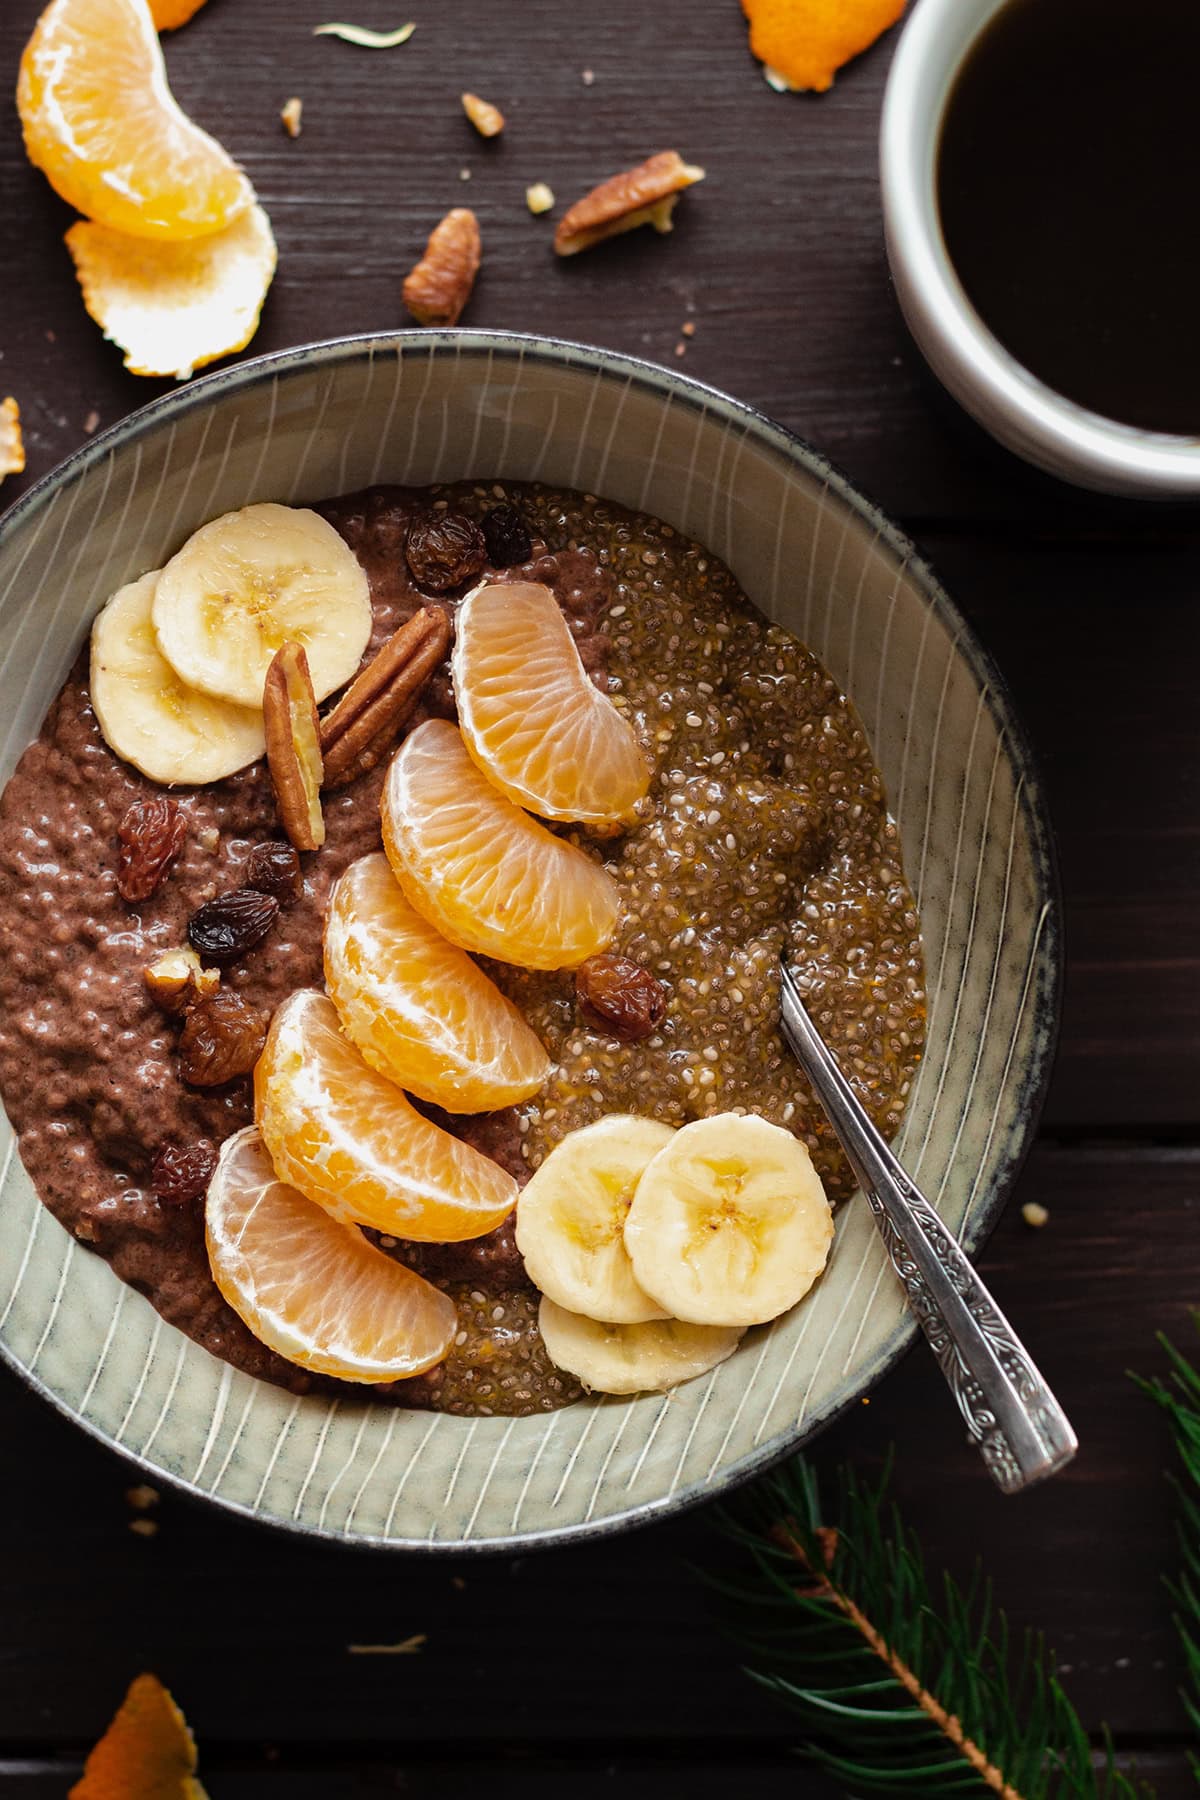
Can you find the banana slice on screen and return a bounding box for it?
[537,1297,742,1395]
[624,1112,834,1328]
[516,1116,676,1324]
[91,570,266,784]
[152,503,372,709]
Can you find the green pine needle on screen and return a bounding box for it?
[714,1455,1148,1799]
[1132,1311,1200,1774]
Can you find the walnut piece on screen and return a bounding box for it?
[554,151,705,257]
[402,209,481,326]
[461,92,504,137]
[280,96,303,137]
[144,947,220,1016]
[526,182,555,215]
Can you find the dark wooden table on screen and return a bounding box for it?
[2,1,1198,1792]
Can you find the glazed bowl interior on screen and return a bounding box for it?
[0,332,1058,1549]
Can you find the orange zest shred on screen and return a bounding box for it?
[147,0,208,26]
[741,0,907,93]
[0,399,25,482]
[70,1673,208,1800]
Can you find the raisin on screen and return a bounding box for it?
[151,1139,217,1203]
[405,511,487,592]
[178,991,269,1086]
[245,840,303,904]
[187,888,279,962]
[117,796,187,902]
[482,503,533,567]
[576,953,669,1041]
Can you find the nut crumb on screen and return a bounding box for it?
[280,96,303,137]
[459,166,471,181]
[582,68,595,84]
[461,92,504,137]
[681,320,696,337]
[83,409,101,434]
[674,341,687,357]
[128,1517,158,1538]
[126,1483,160,1511]
[1021,1201,1050,1229]
[526,182,555,215]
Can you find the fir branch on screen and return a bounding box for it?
[1133,1312,1200,1775]
[715,1455,1147,1799]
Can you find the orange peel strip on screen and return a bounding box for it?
[70,1672,208,1800]
[0,399,25,482]
[741,0,907,93]
[66,203,277,380]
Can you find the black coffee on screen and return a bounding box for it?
[937,0,1200,435]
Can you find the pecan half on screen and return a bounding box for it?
[320,605,451,787]
[554,151,705,257]
[461,92,505,137]
[263,641,325,850]
[402,208,481,326]
[144,947,220,1016]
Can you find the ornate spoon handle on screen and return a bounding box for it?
[779,960,1077,1494]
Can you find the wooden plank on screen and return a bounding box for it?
[0,1146,1193,1751]
[0,0,1192,530]
[919,532,1200,1129]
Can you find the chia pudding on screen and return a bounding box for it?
[0,481,926,1416]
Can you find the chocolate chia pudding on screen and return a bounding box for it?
[0,481,926,1416]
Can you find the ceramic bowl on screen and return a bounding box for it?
[0,332,1060,1549]
[881,0,1200,497]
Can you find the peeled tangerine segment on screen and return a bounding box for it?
[206,1126,456,1382]
[624,1112,834,1328]
[538,1297,742,1396]
[516,1115,675,1323]
[324,852,550,1112]
[91,570,265,784]
[453,580,650,823]
[381,719,620,971]
[255,988,518,1242]
[17,0,254,240]
[66,202,277,380]
[152,503,372,710]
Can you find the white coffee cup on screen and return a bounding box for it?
[880,0,1200,497]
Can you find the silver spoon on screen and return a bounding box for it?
[779,957,1077,1494]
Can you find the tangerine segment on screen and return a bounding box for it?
[325,853,551,1112]
[381,720,620,971]
[453,581,650,824]
[18,0,255,241]
[207,1126,456,1382]
[255,989,518,1242]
